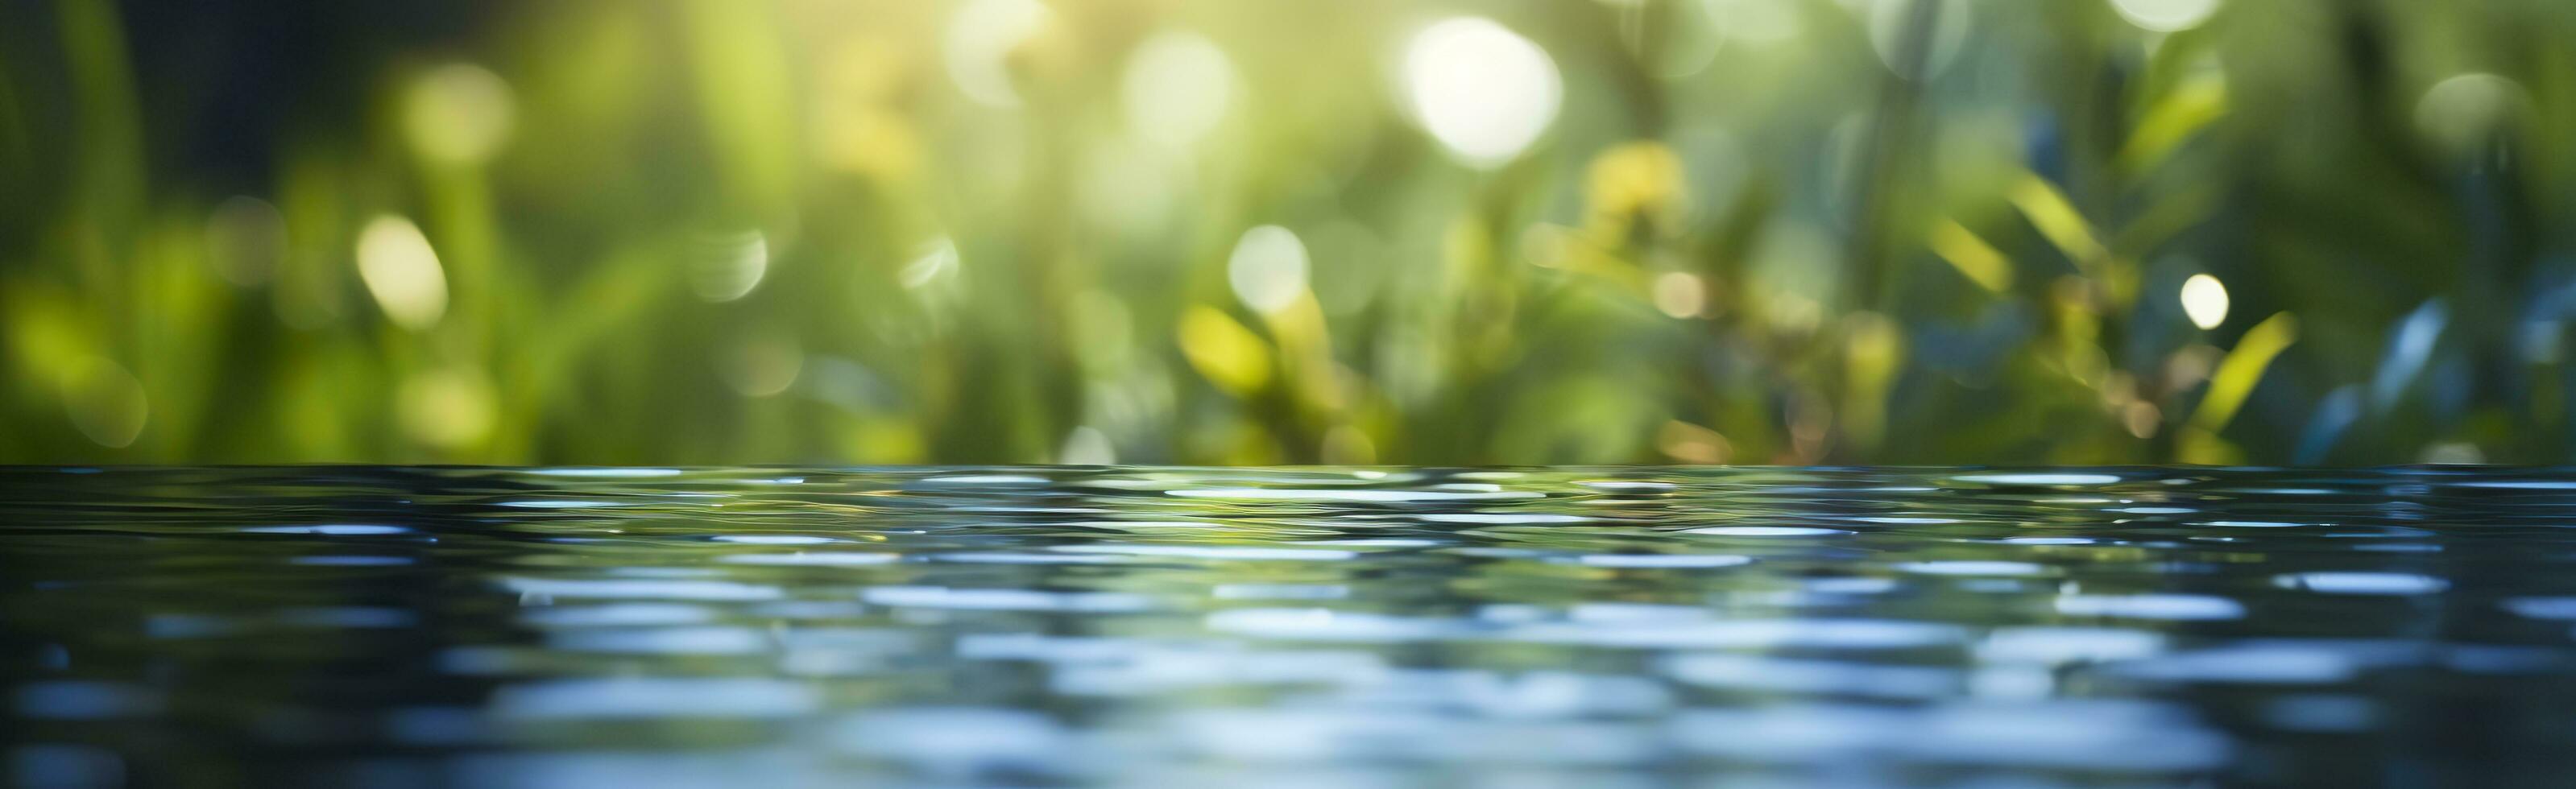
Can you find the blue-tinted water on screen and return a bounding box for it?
[6,466,2576,787]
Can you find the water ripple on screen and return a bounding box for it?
[8,465,2576,783]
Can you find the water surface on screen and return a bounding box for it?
[7,466,2576,787]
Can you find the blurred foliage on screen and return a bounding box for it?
[3,0,2574,465]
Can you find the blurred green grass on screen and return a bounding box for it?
[3,0,2573,465]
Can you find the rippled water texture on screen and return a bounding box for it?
[9,466,2576,787]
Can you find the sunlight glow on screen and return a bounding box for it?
[397,367,495,450]
[1228,225,1311,315]
[901,237,962,290]
[2180,274,2229,330]
[1702,0,1802,43]
[944,0,1050,108]
[1060,426,1117,465]
[718,330,803,397]
[1402,18,1561,166]
[1654,272,1708,318]
[2416,72,2524,154]
[404,63,516,166]
[355,215,449,331]
[1122,31,1235,149]
[690,231,769,303]
[2109,0,2220,32]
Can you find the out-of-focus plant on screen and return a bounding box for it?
[3,0,2572,465]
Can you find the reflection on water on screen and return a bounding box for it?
[6,466,2576,786]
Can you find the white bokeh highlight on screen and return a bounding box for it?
[1228,225,1311,315]
[2180,274,2230,330]
[355,215,449,331]
[1122,31,1236,149]
[2110,0,2221,32]
[944,0,1051,108]
[1402,18,1562,167]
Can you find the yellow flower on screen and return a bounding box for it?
[1584,142,1687,242]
